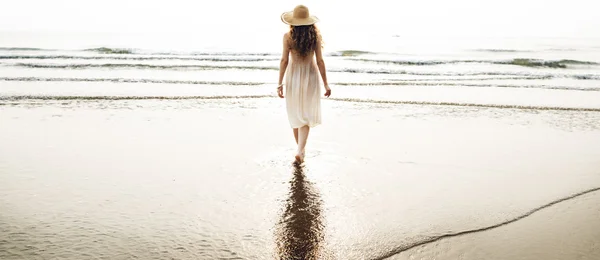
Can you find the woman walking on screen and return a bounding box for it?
[277,5,331,163]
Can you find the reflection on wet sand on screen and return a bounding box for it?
[275,163,326,260]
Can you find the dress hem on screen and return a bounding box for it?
[289,122,321,129]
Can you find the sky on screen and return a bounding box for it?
[1,0,599,38]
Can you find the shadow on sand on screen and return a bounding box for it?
[275,163,326,260]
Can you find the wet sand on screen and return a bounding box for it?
[390,190,600,260]
[1,98,600,259]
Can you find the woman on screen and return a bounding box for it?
[278,5,331,163]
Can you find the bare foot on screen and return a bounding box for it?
[294,150,305,163]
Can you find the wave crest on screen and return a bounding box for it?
[354,58,600,68]
[2,95,599,112]
[0,95,271,101]
[0,77,265,86]
[505,59,566,68]
[330,50,373,57]
[84,47,134,54]
[0,55,278,62]
[475,49,528,53]
[0,47,48,51]
[13,63,277,71]
[2,77,599,92]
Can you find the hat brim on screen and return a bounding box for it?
[281,11,319,26]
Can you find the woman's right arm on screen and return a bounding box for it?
[277,33,290,98]
[315,39,331,97]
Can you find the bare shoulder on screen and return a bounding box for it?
[283,33,291,47]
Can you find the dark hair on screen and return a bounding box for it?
[289,25,322,57]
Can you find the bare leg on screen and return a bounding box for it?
[293,128,298,144]
[295,125,310,162]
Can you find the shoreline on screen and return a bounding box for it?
[389,190,600,260]
[383,189,600,260]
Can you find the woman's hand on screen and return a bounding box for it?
[277,86,284,98]
[324,85,331,98]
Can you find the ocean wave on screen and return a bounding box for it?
[557,59,600,65]
[84,47,134,54]
[0,55,279,62]
[4,61,600,79]
[0,47,50,51]
[0,61,510,75]
[0,95,271,101]
[389,72,600,80]
[12,63,277,70]
[353,58,600,68]
[8,63,420,73]
[386,76,554,81]
[329,98,600,111]
[474,49,529,53]
[3,47,376,58]
[162,51,276,56]
[502,59,566,68]
[501,59,600,67]
[572,74,600,80]
[333,69,558,78]
[546,48,577,52]
[6,61,393,73]
[329,50,373,57]
[334,82,599,91]
[0,77,265,85]
[83,47,278,56]
[1,77,598,91]
[2,46,279,56]
[352,58,450,66]
[2,95,598,112]
[3,52,599,70]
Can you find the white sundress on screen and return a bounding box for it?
[285,51,322,128]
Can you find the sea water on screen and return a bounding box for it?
[1,31,600,110]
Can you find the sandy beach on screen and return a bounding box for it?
[1,98,599,259]
[2,0,600,258]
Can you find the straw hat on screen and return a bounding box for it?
[281,5,319,26]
